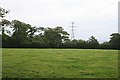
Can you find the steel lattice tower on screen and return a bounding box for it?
[70,22,76,40]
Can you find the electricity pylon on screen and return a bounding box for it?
[70,22,76,40]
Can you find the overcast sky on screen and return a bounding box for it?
[0,0,119,42]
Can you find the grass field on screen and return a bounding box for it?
[2,49,118,78]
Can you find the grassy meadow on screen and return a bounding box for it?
[2,49,118,78]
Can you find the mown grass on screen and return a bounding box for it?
[2,49,118,78]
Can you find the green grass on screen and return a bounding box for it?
[2,49,118,78]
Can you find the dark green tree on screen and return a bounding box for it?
[11,20,31,47]
[109,33,120,49]
[86,36,99,49]
[44,27,69,47]
[0,7,11,47]
[77,39,87,49]
[99,42,110,49]
[0,7,10,34]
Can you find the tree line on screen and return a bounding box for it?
[0,7,120,49]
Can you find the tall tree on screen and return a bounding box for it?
[11,20,31,47]
[109,33,120,49]
[0,7,10,34]
[86,36,99,49]
[44,27,69,47]
[0,7,11,47]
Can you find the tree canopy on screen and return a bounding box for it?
[1,7,119,49]
[1,19,119,49]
